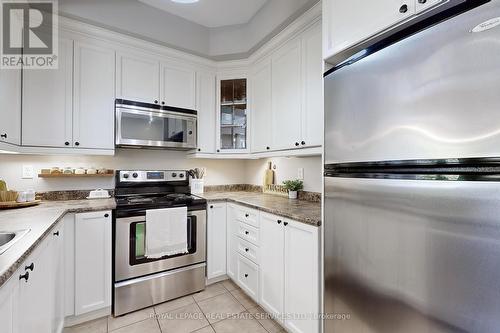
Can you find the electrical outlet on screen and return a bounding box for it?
[22,165,34,179]
[298,168,304,180]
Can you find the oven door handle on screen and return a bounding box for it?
[116,215,195,224]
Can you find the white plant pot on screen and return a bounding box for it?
[288,190,298,199]
[190,179,204,194]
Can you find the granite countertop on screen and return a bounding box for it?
[199,191,321,227]
[0,199,116,288]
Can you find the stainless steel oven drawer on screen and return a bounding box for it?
[114,263,206,316]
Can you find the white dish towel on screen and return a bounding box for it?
[145,207,188,259]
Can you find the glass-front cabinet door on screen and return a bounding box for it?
[218,78,248,152]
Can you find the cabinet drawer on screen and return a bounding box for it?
[238,222,259,246]
[237,254,259,300]
[232,205,259,228]
[237,237,259,265]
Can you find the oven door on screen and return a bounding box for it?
[116,107,197,149]
[114,209,206,282]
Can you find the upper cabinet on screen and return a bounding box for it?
[251,20,323,153]
[116,51,160,104]
[0,67,21,145]
[22,36,74,148]
[323,0,447,63]
[196,71,217,153]
[73,39,115,150]
[217,77,248,153]
[161,62,196,110]
[117,51,196,110]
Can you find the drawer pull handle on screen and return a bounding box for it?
[245,213,249,218]
[53,231,59,236]
[244,274,248,278]
[245,248,249,252]
[25,263,34,271]
[284,222,289,226]
[19,272,30,282]
[245,231,249,235]
[277,220,282,224]
[399,4,408,13]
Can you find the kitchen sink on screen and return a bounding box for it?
[0,229,30,255]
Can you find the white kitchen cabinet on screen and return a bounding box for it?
[73,39,115,150]
[51,224,65,333]
[74,211,112,315]
[22,36,74,147]
[271,37,302,151]
[323,0,415,61]
[0,68,21,145]
[196,71,217,153]
[207,203,227,280]
[301,23,323,148]
[226,204,239,279]
[0,273,19,333]
[259,212,285,320]
[161,62,196,109]
[237,254,259,300]
[284,220,320,333]
[251,58,273,153]
[116,51,160,104]
[17,234,54,333]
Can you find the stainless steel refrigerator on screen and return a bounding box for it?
[324,1,500,332]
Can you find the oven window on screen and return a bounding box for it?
[130,216,197,265]
[121,111,190,143]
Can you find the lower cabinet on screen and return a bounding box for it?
[74,211,112,315]
[207,203,227,279]
[227,205,320,333]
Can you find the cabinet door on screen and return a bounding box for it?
[301,23,323,148]
[51,224,65,333]
[0,68,21,145]
[226,205,238,279]
[73,39,115,150]
[0,274,19,333]
[259,212,285,321]
[284,220,319,333]
[251,58,273,153]
[196,71,216,153]
[272,38,302,150]
[18,237,54,333]
[161,63,196,109]
[116,51,160,104]
[325,0,415,58]
[207,203,227,279]
[22,37,73,147]
[75,211,112,315]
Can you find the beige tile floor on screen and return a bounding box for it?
[64,279,286,333]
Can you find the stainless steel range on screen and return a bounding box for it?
[113,170,207,316]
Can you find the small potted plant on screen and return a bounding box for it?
[282,179,304,199]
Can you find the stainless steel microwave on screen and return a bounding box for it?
[115,100,197,150]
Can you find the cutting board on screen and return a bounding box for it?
[0,200,42,209]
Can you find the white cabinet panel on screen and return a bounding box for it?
[207,203,227,280]
[0,68,21,145]
[237,254,259,300]
[301,23,323,148]
[161,63,196,109]
[0,274,18,333]
[272,38,302,150]
[251,58,273,153]
[226,205,239,279]
[22,37,73,147]
[17,236,54,333]
[323,0,415,60]
[284,220,319,333]
[259,212,285,320]
[75,211,112,315]
[116,52,160,104]
[73,40,115,150]
[51,224,65,333]
[196,71,216,153]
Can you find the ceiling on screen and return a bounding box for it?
[138,0,269,28]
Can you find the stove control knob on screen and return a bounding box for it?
[123,173,129,179]
[179,173,185,178]
[132,172,138,178]
[172,173,177,178]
